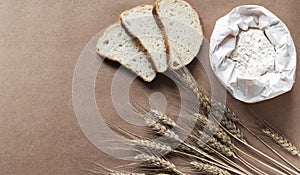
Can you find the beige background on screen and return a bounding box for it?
[0,0,299,174]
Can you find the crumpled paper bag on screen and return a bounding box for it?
[210,5,297,103]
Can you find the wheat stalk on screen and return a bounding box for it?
[262,127,300,157]
[135,153,186,175]
[191,161,231,175]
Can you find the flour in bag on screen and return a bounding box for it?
[229,29,276,78]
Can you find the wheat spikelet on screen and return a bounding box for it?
[135,154,186,175]
[132,139,173,154]
[191,161,231,175]
[198,131,234,157]
[262,127,300,157]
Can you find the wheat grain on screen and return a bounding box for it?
[198,131,234,157]
[262,127,300,157]
[191,161,231,175]
[135,154,186,175]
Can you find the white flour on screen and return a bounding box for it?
[229,29,276,78]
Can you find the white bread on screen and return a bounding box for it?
[96,23,156,82]
[153,0,203,69]
[120,5,168,73]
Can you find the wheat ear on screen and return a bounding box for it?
[212,122,298,175]
[219,115,245,141]
[211,102,239,122]
[144,117,181,142]
[132,139,172,155]
[262,127,300,157]
[191,161,231,175]
[176,70,245,141]
[178,70,239,122]
[150,110,237,158]
[150,109,177,128]
[132,138,244,174]
[195,113,234,148]
[208,109,245,141]
[135,153,186,175]
[198,131,234,157]
[150,110,234,157]
[144,114,245,173]
[145,109,253,174]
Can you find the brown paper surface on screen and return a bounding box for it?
[0,0,299,174]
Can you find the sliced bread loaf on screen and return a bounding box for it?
[153,0,203,69]
[120,5,168,73]
[96,23,156,82]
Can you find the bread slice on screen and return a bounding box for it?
[96,23,156,82]
[120,5,168,73]
[153,0,203,69]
